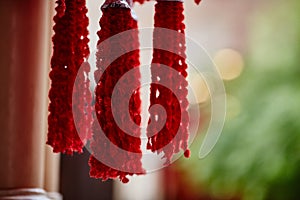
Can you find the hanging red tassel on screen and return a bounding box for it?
[89,0,144,183]
[48,0,92,154]
[48,0,201,183]
[147,1,190,165]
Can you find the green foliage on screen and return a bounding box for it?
[179,1,300,199]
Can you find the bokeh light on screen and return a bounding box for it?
[214,48,244,81]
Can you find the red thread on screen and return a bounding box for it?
[48,0,92,154]
[89,3,144,183]
[147,1,190,165]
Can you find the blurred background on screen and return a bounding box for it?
[59,0,300,199]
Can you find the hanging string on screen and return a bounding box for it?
[48,0,92,154]
[133,0,150,5]
[48,0,201,183]
[147,1,190,165]
[89,0,144,183]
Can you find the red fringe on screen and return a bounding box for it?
[147,1,190,164]
[89,4,144,183]
[48,0,197,182]
[48,0,92,154]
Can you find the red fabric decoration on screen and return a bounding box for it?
[147,1,190,165]
[48,0,92,154]
[88,0,144,183]
[48,0,202,183]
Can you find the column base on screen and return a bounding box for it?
[0,188,53,200]
[46,192,62,200]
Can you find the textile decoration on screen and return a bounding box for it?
[88,0,144,183]
[48,0,202,183]
[147,1,190,165]
[48,0,92,154]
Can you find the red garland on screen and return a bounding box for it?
[48,0,92,154]
[88,1,144,183]
[48,0,201,183]
[147,1,190,164]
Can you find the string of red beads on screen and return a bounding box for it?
[48,0,92,154]
[48,0,201,183]
[88,1,144,183]
[147,1,190,165]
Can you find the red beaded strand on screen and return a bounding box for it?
[48,0,201,183]
[88,0,144,183]
[48,0,92,154]
[147,1,190,164]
